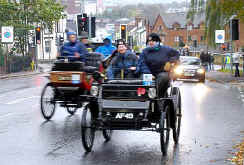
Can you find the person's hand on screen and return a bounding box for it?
[74,52,80,57]
[129,67,136,71]
[152,75,155,80]
[164,62,171,72]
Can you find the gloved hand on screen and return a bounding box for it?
[164,62,171,72]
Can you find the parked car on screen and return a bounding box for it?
[172,56,205,82]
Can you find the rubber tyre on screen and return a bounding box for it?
[81,105,95,152]
[160,105,170,156]
[172,89,182,144]
[40,83,56,120]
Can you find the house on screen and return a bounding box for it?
[149,12,205,49]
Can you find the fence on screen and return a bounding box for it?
[0,54,32,74]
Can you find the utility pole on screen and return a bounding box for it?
[186,0,189,46]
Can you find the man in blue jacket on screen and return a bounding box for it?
[136,33,179,96]
[59,32,88,62]
[95,37,116,59]
[107,39,138,79]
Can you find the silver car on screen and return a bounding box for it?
[173,56,205,82]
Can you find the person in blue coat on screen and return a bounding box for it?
[95,37,116,59]
[106,39,138,79]
[59,32,88,62]
[135,33,180,96]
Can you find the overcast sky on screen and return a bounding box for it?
[117,0,187,4]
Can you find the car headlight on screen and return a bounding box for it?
[148,88,156,99]
[197,68,205,74]
[90,86,99,96]
[174,66,184,75]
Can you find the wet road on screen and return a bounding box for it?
[0,75,244,165]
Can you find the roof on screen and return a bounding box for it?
[148,12,205,29]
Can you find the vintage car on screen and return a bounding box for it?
[81,74,182,156]
[172,56,205,82]
[40,53,104,120]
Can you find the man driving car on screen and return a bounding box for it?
[106,39,138,79]
[59,32,88,62]
[135,33,180,96]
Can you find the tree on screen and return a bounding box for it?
[188,0,244,47]
[0,0,65,56]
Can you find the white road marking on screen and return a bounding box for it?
[241,95,244,98]
[6,96,40,105]
[242,99,244,102]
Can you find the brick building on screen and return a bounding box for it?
[225,20,244,52]
[148,12,205,48]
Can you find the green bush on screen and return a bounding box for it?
[7,55,32,73]
[241,46,244,52]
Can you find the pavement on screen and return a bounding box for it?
[206,66,244,85]
[0,63,51,79]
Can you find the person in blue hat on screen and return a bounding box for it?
[59,32,88,62]
[95,37,116,59]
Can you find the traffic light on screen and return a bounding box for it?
[35,27,41,44]
[77,13,88,37]
[193,40,197,48]
[90,17,96,38]
[231,19,239,40]
[120,25,127,41]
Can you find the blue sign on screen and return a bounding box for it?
[4,32,11,38]
[217,34,223,40]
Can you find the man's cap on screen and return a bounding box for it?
[116,39,126,47]
[67,31,76,36]
[147,33,161,43]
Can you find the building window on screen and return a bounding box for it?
[45,40,51,53]
[161,36,165,42]
[188,36,192,41]
[158,26,162,31]
[200,36,204,41]
[44,27,52,34]
[187,25,192,31]
[174,36,180,42]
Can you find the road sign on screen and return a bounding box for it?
[1,26,14,43]
[215,30,225,43]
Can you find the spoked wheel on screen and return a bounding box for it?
[172,87,182,144]
[103,129,113,142]
[160,104,170,156]
[40,83,56,120]
[66,107,78,115]
[81,104,95,152]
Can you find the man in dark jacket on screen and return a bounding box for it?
[136,33,179,96]
[107,39,138,79]
[200,49,209,71]
[59,32,88,62]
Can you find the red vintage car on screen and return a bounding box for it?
[40,53,104,120]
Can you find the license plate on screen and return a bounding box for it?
[115,113,134,119]
[72,74,80,84]
[184,73,194,76]
[58,76,71,81]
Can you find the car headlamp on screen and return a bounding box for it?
[90,86,99,96]
[148,88,156,99]
[197,68,205,74]
[174,66,184,75]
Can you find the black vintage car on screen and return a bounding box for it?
[81,75,182,155]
